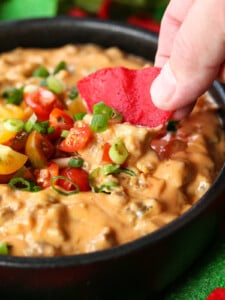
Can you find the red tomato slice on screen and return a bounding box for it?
[35,161,59,189]
[58,167,90,192]
[24,87,63,121]
[58,122,92,153]
[101,142,113,163]
[49,108,74,137]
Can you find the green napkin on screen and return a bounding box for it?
[165,232,225,300]
[0,0,58,20]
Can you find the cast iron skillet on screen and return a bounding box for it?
[0,17,225,300]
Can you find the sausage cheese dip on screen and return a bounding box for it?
[0,44,224,257]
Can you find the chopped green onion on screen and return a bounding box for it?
[0,242,9,255]
[68,157,84,168]
[73,112,86,121]
[47,75,66,94]
[101,164,136,177]
[61,130,69,138]
[3,118,24,132]
[53,61,67,74]
[109,138,129,164]
[69,86,78,99]
[119,167,136,177]
[93,102,113,118]
[97,182,119,193]
[166,120,179,133]
[2,87,23,105]
[33,120,49,134]
[9,177,41,192]
[47,127,55,134]
[32,65,49,78]
[24,113,38,132]
[91,114,108,132]
[51,176,79,196]
[101,164,120,176]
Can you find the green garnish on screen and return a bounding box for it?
[9,177,41,192]
[69,86,79,99]
[0,242,9,255]
[101,164,120,176]
[90,102,123,133]
[97,182,119,193]
[53,61,67,74]
[73,112,87,121]
[3,118,24,132]
[109,138,129,164]
[90,114,108,132]
[51,176,80,196]
[2,87,23,105]
[61,130,69,138]
[47,75,66,94]
[68,157,84,168]
[166,120,179,133]
[32,65,50,78]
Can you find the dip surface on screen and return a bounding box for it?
[0,45,224,257]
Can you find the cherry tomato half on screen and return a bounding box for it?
[24,87,63,121]
[58,167,90,192]
[25,130,54,168]
[58,122,92,153]
[49,108,74,137]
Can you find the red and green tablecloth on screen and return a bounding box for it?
[0,1,225,299]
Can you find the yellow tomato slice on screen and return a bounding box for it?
[0,123,16,144]
[0,103,25,119]
[0,144,28,175]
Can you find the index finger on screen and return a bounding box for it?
[155,0,195,67]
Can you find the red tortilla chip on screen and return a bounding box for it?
[77,67,173,127]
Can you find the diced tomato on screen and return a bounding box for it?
[49,108,74,137]
[58,122,92,153]
[34,161,59,189]
[24,87,63,121]
[58,167,90,192]
[101,143,113,163]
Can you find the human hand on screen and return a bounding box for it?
[150,0,225,119]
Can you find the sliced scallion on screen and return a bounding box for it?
[90,114,108,132]
[47,75,66,94]
[51,176,79,196]
[73,112,86,121]
[101,164,120,176]
[3,118,24,132]
[69,86,78,99]
[32,65,49,78]
[61,130,69,138]
[109,138,129,164]
[2,87,23,105]
[68,157,84,168]
[53,61,67,74]
[9,177,41,192]
[93,102,112,118]
[97,182,119,193]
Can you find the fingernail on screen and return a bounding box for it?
[150,62,177,110]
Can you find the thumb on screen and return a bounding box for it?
[151,0,225,111]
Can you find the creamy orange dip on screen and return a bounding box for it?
[0,45,224,257]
